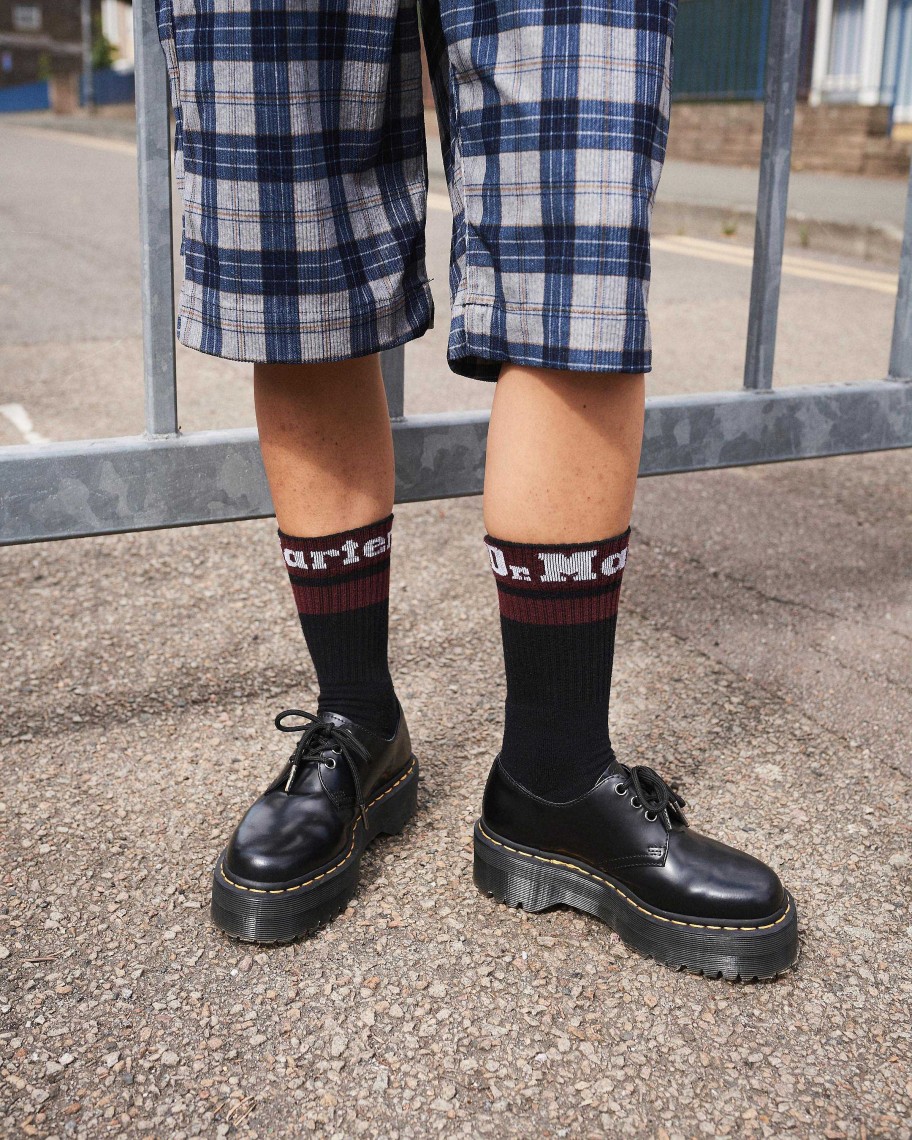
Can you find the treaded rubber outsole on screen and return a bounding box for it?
[211,757,419,944]
[473,821,799,981]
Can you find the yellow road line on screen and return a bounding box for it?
[666,233,893,282]
[651,234,897,294]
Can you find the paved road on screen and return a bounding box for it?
[1,120,911,1139]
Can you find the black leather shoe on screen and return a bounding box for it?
[474,757,798,980]
[211,705,418,942]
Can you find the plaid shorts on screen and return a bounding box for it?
[155,0,677,380]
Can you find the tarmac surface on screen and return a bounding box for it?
[1,111,912,1138]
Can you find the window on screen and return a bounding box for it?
[12,5,43,32]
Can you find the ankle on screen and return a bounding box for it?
[498,701,616,801]
[316,680,400,738]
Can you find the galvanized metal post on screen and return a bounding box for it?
[381,346,406,420]
[134,0,179,438]
[80,0,94,112]
[743,0,805,390]
[888,159,912,380]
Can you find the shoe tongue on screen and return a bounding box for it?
[309,711,359,745]
[595,758,627,786]
[316,711,384,753]
[286,761,325,795]
[319,712,352,729]
[313,715,348,756]
[281,717,349,786]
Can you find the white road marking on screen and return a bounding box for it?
[0,403,49,445]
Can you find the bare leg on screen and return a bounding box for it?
[253,353,394,536]
[483,364,645,542]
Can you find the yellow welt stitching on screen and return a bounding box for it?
[478,823,791,933]
[220,758,416,895]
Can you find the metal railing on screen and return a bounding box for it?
[1,0,911,546]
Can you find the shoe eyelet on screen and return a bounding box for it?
[323,757,337,769]
[615,784,628,796]
[644,810,657,822]
[630,797,642,809]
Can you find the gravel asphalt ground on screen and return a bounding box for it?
[1,113,911,1138]
[3,458,911,1139]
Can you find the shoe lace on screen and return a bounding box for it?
[618,764,687,829]
[275,710,373,829]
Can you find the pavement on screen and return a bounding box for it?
[1,111,912,1139]
[657,158,909,235]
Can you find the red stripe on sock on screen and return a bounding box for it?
[495,582,622,625]
[287,565,390,615]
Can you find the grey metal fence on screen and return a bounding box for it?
[1,0,911,546]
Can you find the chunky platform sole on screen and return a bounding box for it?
[473,821,799,981]
[211,757,418,943]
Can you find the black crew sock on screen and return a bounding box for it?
[279,514,399,737]
[484,528,630,800]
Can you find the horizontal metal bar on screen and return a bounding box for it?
[642,379,912,474]
[0,412,488,545]
[2,381,910,545]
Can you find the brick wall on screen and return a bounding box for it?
[665,102,912,178]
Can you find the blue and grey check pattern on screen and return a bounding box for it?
[156,0,676,378]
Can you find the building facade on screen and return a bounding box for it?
[0,1,96,89]
[0,0,132,87]
[810,0,912,127]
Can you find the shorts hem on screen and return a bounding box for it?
[175,281,435,365]
[449,297,653,382]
